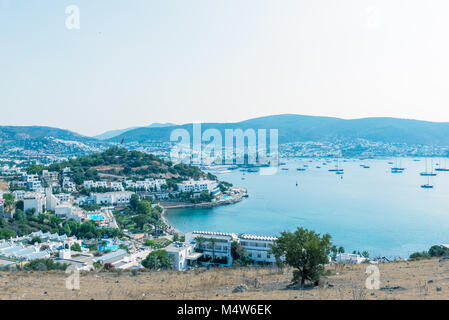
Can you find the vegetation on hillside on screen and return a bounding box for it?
[113,194,166,234]
[43,147,210,185]
[409,245,449,260]
[0,208,122,240]
[141,250,173,270]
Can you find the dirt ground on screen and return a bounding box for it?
[1,258,449,300]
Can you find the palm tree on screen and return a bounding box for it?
[209,238,218,262]
[194,236,206,252]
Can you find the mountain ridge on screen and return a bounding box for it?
[105,114,449,146]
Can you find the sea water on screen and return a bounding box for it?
[166,158,449,258]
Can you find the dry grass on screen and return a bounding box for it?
[1,258,449,300]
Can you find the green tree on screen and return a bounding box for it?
[142,250,173,270]
[0,228,16,239]
[71,243,82,252]
[194,236,206,252]
[209,238,218,261]
[30,236,42,244]
[130,194,139,211]
[270,227,333,287]
[136,200,151,215]
[428,245,449,257]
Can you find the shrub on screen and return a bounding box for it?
[25,259,68,271]
[409,251,431,260]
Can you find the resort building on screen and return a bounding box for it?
[55,203,85,222]
[90,191,133,206]
[185,231,238,266]
[124,178,166,191]
[238,234,278,266]
[336,253,366,264]
[166,242,202,271]
[177,180,218,193]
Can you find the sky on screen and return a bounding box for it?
[1,0,449,136]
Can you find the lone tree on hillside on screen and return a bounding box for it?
[270,227,333,287]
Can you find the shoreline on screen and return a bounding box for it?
[158,187,247,235]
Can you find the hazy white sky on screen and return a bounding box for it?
[1,0,449,136]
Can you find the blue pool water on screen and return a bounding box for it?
[166,158,449,258]
[222,195,232,199]
[89,215,105,221]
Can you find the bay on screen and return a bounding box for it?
[166,158,449,258]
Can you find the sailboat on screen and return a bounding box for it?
[329,158,344,173]
[391,158,405,173]
[296,181,298,187]
[421,175,434,189]
[420,158,437,176]
[435,157,449,172]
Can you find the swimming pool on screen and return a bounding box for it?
[89,214,105,221]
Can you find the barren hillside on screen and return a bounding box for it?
[1,258,449,300]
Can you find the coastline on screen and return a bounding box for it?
[158,187,247,235]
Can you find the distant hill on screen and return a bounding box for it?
[106,114,449,146]
[94,123,176,140]
[0,126,92,142]
[0,126,105,156]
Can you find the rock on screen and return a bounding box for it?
[232,284,248,293]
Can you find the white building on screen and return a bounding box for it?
[13,190,26,201]
[42,170,58,182]
[23,174,42,191]
[125,178,166,191]
[45,188,59,212]
[185,231,238,266]
[55,193,71,203]
[55,203,83,221]
[336,253,366,264]
[109,181,124,191]
[177,180,218,193]
[63,177,76,191]
[90,191,133,206]
[23,192,46,215]
[83,180,97,189]
[166,242,202,271]
[238,234,277,266]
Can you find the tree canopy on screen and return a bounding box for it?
[270,227,333,286]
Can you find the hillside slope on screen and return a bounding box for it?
[1,258,447,300]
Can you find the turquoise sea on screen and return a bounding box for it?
[166,158,449,258]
